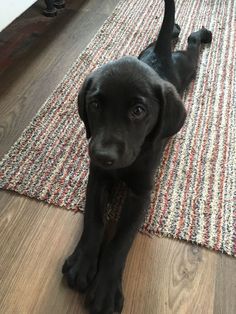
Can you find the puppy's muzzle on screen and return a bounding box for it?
[89,139,124,169]
[92,149,118,167]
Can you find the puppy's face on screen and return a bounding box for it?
[78,56,186,170]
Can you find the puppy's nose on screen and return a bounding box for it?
[94,150,117,167]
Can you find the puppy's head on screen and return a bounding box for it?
[78,56,186,170]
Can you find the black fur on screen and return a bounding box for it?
[62,1,212,313]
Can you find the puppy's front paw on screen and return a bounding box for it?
[62,248,98,293]
[85,271,124,314]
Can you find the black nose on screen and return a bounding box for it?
[94,150,117,167]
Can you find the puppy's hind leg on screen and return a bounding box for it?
[172,23,181,39]
[187,27,212,66]
[172,27,212,93]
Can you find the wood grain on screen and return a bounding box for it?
[123,236,217,314]
[0,192,217,314]
[0,0,235,313]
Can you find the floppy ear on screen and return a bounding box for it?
[78,77,92,139]
[152,81,187,139]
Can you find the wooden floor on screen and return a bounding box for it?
[0,0,235,313]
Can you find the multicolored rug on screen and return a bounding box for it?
[0,0,235,256]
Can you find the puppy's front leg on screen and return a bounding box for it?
[62,167,109,292]
[86,187,150,314]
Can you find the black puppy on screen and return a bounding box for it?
[62,0,212,313]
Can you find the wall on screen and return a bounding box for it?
[0,0,36,32]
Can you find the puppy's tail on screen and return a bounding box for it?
[154,0,175,61]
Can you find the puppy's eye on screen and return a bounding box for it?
[129,105,146,120]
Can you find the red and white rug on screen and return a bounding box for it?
[0,0,235,256]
